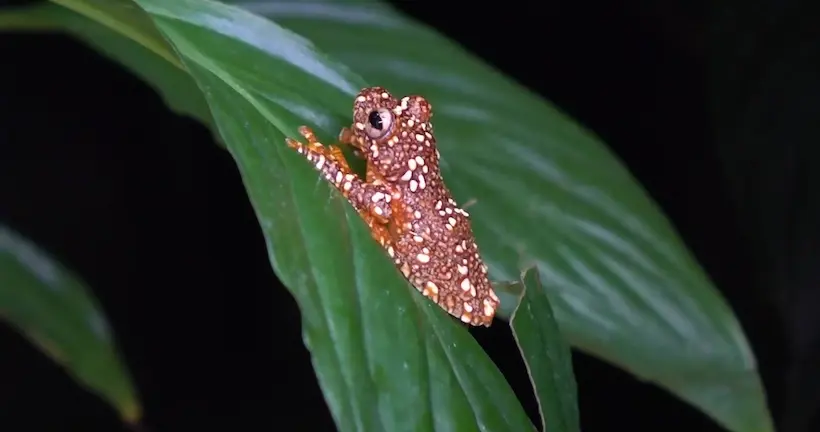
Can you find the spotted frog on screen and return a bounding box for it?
[285,87,499,326]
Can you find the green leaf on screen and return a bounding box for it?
[0,1,773,431]
[134,0,536,430]
[500,268,580,432]
[0,226,140,423]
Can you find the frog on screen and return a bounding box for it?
[285,86,500,326]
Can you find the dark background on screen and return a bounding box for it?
[1,0,818,431]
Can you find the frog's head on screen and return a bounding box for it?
[350,86,438,183]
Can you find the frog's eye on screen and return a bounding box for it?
[365,108,393,139]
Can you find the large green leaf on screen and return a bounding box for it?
[137,1,536,430]
[0,226,140,423]
[0,1,772,431]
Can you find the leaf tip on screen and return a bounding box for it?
[120,401,143,425]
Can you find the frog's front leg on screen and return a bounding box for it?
[338,126,367,155]
[285,126,393,234]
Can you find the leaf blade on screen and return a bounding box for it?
[0,226,140,423]
[506,268,580,432]
[133,2,537,429]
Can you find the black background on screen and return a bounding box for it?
[1,0,818,431]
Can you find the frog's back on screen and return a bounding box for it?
[393,173,497,326]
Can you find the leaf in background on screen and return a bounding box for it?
[498,268,580,432]
[0,226,140,423]
[0,0,773,431]
[0,0,213,130]
[133,0,536,430]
